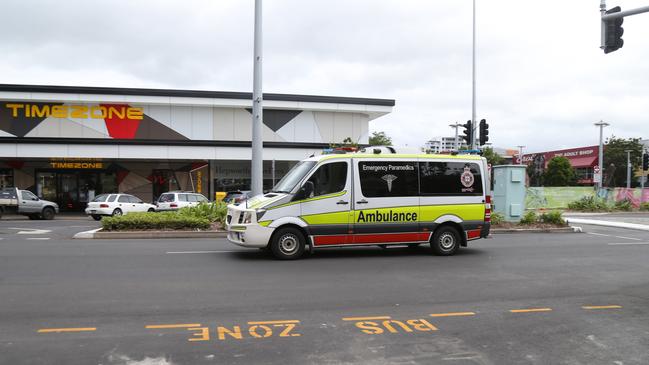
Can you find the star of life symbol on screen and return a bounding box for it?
[460,166,475,188]
[382,174,398,192]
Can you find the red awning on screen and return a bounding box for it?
[567,156,598,168]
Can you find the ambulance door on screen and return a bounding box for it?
[299,160,353,246]
[351,158,422,245]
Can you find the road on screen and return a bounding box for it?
[1,221,648,364]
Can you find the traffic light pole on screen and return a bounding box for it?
[600,0,649,50]
[471,0,477,150]
[642,148,646,189]
[251,0,264,196]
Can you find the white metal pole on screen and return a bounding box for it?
[471,0,477,150]
[251,0,264,196]
[626,150,632,188]
[595,120,609,190]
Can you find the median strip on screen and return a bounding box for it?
[38,327,96,333]
[509,308,552,313]
[429,312,476,317]
[342,316,391,321]
[582,305,622,310]
[145,323,201,329]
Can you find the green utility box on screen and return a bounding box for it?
[492,165,527,222]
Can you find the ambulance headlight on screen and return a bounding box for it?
[256,209,266,222]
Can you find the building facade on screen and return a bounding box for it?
[0,84,393,210]
[519,145,599,185]
[424,136,466,153]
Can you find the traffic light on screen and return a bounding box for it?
[604,6,624,54]
[643,153,649,170]
[461,120,473,146]
[479,119,489,146]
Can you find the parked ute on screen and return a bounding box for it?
[155,191,209,211]
[0,187,59,220]
[85,193,156,220]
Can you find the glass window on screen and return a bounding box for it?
[0,169,13,189]
[358,161,419,197]
[21,191,38,200]
[196,194,208,202]
[419,161,483,196]
[92,194,109,202]
[118,195,130,203]
[107,194,118,202]
[157,193,174,203]
[179,194,189,202]
[129,196,143,204]
[272,161,316,193]
[187,194,198,202]
[306,162,348,197]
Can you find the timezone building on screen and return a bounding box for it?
[0,84,393,210]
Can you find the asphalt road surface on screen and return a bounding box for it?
[1,222,648,364]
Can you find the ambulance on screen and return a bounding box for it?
[226,147,491,260]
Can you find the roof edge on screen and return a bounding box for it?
[0,84,395,107]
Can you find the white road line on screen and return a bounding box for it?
[166,250,241,254]
[587,232,613,237]
[608,242,649,246]
[588,232,643,241]
[26,237,51,240]
[613,235,643,241]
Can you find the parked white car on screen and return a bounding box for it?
[85,193,156,220]
[155,191,209,211]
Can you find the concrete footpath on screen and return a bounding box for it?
[564,212,649,232]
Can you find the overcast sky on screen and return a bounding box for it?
[1,0,647,153]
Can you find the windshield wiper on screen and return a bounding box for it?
[270,190,290,194]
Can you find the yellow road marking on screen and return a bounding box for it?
[582,305,622,310]
[342,316,391,321]
[247,320,300,325]
[430,312,476,317]
[145,324,201,329]
[37,327,96,333]
[509,308,552,313]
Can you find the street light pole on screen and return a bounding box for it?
[251,0,263,196]
[594,120,609,190]
[449,122,461,151]
[625,149,632,188]
[471,0,477,150]
[517,145,525,165]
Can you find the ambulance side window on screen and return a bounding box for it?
[306,162,347,197]
[419,161,483,196]
[358,161,419,197]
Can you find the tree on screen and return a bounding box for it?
[481,147,505,166]
[603,136,643,187]
[368,131,392,146]
[543,156,576,186]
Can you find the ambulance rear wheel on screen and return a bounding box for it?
[431,226,460,256]
[270,227,305,260]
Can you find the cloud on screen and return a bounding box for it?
[0,0,647,152]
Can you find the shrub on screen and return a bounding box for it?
[102,212,210,231]
[614,199,632,212]
[539,211,566,226]
[490,212,505,225]
[640,202,649,211]
[567,196,610,212]
[519,211,538,225]
[178,201,228,225]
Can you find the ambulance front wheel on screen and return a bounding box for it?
[431,226,460,256]
[270,227,306,260]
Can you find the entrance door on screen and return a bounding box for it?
[352,159,425,245]
[299,160,353,247]
[58,173,78,211]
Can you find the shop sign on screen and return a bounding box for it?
[4,103,144,120]
[49,158,103,169]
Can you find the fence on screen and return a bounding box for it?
[525,187,649,209]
